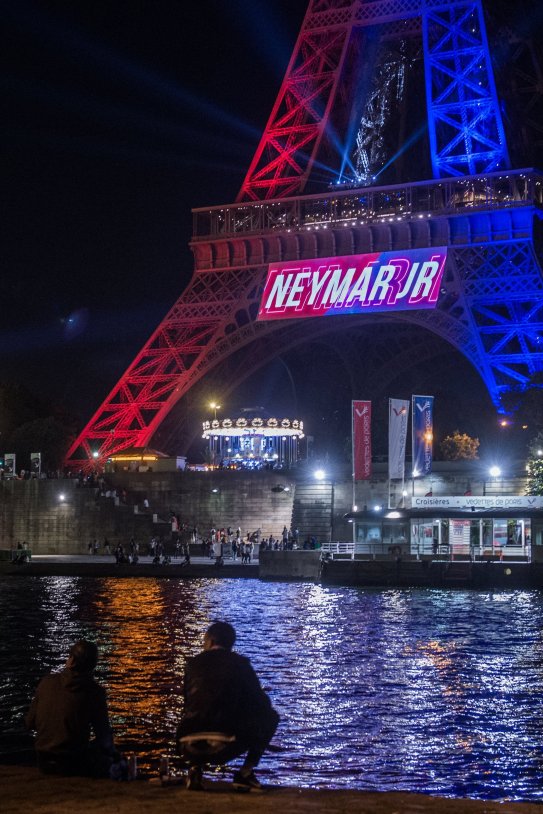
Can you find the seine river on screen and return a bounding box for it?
[1,576,543,801]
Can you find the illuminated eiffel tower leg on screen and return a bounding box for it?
[65,265,272,465]
[65,0,542,468]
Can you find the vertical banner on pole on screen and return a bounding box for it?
[388,399,409,480]
[30,452,42,478]
[4,453,16,478]
[412,395,434,476]
[352,401,372,480]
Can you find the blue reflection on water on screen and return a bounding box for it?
[1,577,543,800]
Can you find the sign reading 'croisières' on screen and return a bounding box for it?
[258,248,447,321]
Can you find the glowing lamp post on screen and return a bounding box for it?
[207,403,221,464]
[484,466,502,496]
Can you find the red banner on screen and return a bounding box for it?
[352,400,372,480]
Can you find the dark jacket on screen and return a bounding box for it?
[25,667,113,756]
[177,647,278,741]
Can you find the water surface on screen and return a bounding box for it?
[1,576,542,801]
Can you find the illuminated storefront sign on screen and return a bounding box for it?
[411,496,543,510]
[258,248,447,321]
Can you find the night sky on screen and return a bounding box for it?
[3,0,542,462]
[4,1,306,409]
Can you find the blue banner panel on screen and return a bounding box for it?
[412,395,434,477]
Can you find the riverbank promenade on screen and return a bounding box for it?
[1,765,541,814]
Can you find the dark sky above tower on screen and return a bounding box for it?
[3,0,307,412]
[3,0,542,459]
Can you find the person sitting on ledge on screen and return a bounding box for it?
[176,620,280,791]
[25,639,118,777]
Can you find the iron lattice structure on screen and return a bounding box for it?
[66,0,543,468]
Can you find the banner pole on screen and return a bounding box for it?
[388,398,391,509]
[351,401,356,546]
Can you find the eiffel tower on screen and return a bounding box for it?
[66,0,543,469]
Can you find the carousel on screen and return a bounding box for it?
[202,407,304,469]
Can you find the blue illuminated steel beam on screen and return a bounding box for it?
[422,0,510,177]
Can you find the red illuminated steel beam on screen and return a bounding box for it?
[236,1,355,201]
[236,0,425,202]
[64,265,272,467]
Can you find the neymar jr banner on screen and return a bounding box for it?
[412,395,434,476]
[258,248,447,321]
[389,399,409,480]
[352,400,372,480]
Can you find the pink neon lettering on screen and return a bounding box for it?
[321,267,356,306]
[264,271,295,311]
[409,260,441,304]
[396,262,420,299]
[380,259,410,304]
[367,262,411,306]
[345,265,373,306]
[427,255,445,302]
[286,271,310,309]
[307,267,333,306]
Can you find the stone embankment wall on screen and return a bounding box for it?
[259,549,321,581]
[109,469,297,539]
[0,479,158,554]
[0,471,298,554]
[0,463,530,555]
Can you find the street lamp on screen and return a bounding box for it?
[209,401,221,420]
[484,466,502,495]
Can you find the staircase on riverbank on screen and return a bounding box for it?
[290,481,332,545]
[107,470,295,541]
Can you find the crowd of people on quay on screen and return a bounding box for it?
[6,468,323,558]
[81,520,319,568]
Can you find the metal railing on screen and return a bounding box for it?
[320,542,355,555]
[192,169,542,241]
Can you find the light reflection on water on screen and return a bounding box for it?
[1,577,543,801]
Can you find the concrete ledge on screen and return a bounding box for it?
[3,554,543,589]
[320,558,543,589]
[1,765,539,814]
[259,550,321,581]
[0,561,259,579]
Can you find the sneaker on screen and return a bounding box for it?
[232,770,262,791]
[186,766,204,791]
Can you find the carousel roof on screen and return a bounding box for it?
[202,406,304,438]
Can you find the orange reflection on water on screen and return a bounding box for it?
[90,579,172,756]
[413,640,471,712]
